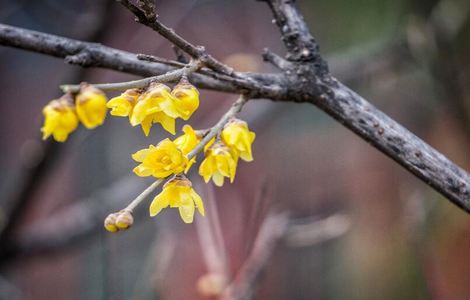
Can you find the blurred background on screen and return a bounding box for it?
[0,0,469,299]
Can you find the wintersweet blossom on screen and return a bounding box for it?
[106,88,140,117]
[199,142,239,187]
[132,139,188,178]
[75,84,108,129]
[221,119,256,161]
[41,95,79,142]
[174,125,203,172]
[130,83,178,135]
[150,176,205,223]
[171,79,200,120]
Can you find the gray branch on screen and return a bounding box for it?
[0,0,469,213]
[0,24,282,97]
[261,0,470,211]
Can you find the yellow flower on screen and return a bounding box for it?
[130,83,178,135]
[150,176,205,223]
[41,95,79,142]
[132,139,188,178]
[106,88,140,117]
[174,125,202,154]
[173,124,203,173]
[171,79,200,120]
[75,84,108,129]
[139,112,176,136]
[199,142,238,187]
[221,119,256,161]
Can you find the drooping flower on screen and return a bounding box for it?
[173,125,202,154]
[150,175,205,223]
[130,83,178,135]
[106,88,140,117]
[171,78,200,120]
[139,112,176,136]
[41,94,79,142]
[199,142,238,187]
[174,125,204,173]
[75,84,108,129]
[221,119,256,161]
[132,138,188,178]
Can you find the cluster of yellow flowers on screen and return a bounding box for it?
[40,76,255,227]
[41,78,199,142]
[107,79,199,136]
[132,118,255,223]
[41,84,107,142]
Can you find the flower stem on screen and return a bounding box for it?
[125,179,163,212]
[60,60,201,93]
[187,95,247,159]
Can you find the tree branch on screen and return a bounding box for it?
[0,0,469,213]
[60,59,202,93]
[259,0,325,67]
[117,0,235,76]
[0,23,283,97]
[262,0,470,211]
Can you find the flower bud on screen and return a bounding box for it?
[104,213,118,232]
[171,78,200,120]
[115,210,134,230]
[107,88,140,117]
[41,93,79,142]
[76,83,108,129]
[196,273,227,297]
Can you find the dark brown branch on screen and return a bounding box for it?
[0,4,469,212]
[117,0,235,76]
[259,0,325,67]
[262,0,470,211]
[0,23,282,97]
[307,77,470,210]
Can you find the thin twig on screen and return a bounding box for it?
[187,95,247,158]
[262,48,293,70]
[60,60,201,93]
[126,179,163,212]
[117,0,235,76]
[136,53,186,67]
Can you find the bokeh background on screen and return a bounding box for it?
[0,0,470,299]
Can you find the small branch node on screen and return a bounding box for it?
[262,48,293,70]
